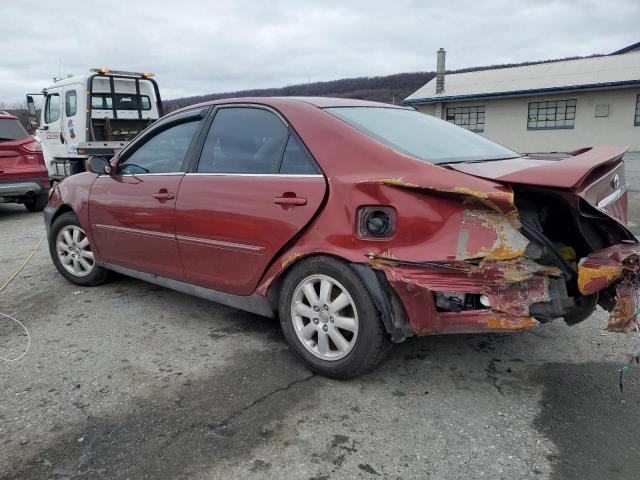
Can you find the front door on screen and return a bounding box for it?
[175,106,326,295]
[89,116,203,279]
[37,91,66,172]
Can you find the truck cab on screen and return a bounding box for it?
[28,68,163,179]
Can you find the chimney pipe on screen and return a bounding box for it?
[436,48,446,95]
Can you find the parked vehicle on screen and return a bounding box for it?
[0,111,49,211]
[26,69,163,180]
[43,97,638,378]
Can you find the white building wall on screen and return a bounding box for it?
[415,88,640,153]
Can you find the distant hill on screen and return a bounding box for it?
[163,56,594,112]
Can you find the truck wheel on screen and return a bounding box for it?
[24,193,48,212]
[279,256,392,379]
[48,212,108,286]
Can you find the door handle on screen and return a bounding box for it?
[273,196,307,206]
[152,191,175,200]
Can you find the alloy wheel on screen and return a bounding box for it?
[56,225,95,277]
[291,274,359,361]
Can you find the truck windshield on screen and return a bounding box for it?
[0,118,29,141]
[91,94,152,111]
[327,107,520,164]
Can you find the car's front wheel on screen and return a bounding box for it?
[48,212,108,286]
[279,256,391,379]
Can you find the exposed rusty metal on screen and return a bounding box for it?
[578,244,640,295]
[456,210,528,261]
[481,314,540,330]
[604,273,640,333]
[280,252,302,271]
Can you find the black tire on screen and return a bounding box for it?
[279,256,392,379]
[24,193,48,212]
[48,211,108,286]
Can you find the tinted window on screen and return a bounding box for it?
[198,108,288,174]
[45,94,60,124]
[280,134,319,174]
[328,107,519,164]
[0,119,29,141]
[120,121,199,174]
[65,90,77,117]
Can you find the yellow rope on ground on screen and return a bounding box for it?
[0,232,46,293]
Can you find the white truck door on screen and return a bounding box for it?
[62,86,82,154]
[37,90,67,172]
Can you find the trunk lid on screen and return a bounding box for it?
[445,146,629,223]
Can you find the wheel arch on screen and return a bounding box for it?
[265,252,413,342]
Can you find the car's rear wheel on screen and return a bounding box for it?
[49,212,108,286]
[24,193,48,212]
[279,256,391,379]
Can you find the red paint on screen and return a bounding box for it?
[0,113,48,184]
[89,174,184,279]
[448,145,627,190]
[174,175,325,295]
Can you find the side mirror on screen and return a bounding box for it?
[26,95,38,129]
[87,156,112,175]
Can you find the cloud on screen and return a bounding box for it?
[0,0,637,104]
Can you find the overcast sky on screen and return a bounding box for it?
[1,0,637,104]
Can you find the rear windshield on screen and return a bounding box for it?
[327,107,520,164]
[91,94,152,111]
[0,118,29,141]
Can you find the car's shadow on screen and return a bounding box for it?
[0,204,37,222]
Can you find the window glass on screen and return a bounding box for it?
[119,121,199,174]
[65,90,77,117]
[198,108,288,174]
[635,95,640,126]
[91,95,104,109]
[91,94,152,110]
[279,134,319,174]
[446,105,485,132]
[328,107,519,164]
[45,94,60,124]
[527,99,576,129]
[0,119,29,141]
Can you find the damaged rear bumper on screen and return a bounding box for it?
[578,243,640,333]
[367,242,640,340]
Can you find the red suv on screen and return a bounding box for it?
[0,111,49,212]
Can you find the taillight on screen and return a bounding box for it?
[356,206,397,239]
[19,140,43,153]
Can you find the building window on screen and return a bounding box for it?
[635,95,640,126]
[446,105,485,132]
[528,99,576,130]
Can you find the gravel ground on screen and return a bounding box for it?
[1,153,640,480]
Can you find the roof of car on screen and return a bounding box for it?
[180,96,409,112]
[0,111,18,120]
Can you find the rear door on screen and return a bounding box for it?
[175,105,326,295]
[89,109,206,279]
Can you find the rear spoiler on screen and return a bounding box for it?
[498,146,628,190]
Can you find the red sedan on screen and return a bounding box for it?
[45,97,638,378]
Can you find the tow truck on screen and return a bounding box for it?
[26,68,163,180]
